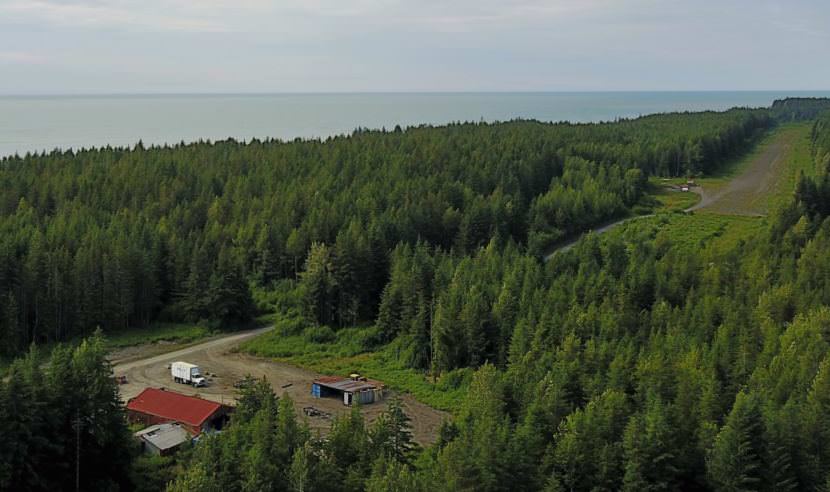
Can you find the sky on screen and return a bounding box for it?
[0,0,828,94]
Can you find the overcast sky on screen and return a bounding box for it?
[0,0,828,94]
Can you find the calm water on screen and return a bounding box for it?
[2,91,829,158]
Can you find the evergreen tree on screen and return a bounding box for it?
[707,391,765,491]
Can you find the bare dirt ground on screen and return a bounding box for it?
[112,326,448,445]
[688,136,791,216]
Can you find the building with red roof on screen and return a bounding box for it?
[126,387,231,435]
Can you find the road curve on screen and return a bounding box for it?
[542,188,706,262]
[111,325,274,372]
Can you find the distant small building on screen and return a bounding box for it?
[135,423,190,456]
[127,387,231,435]
[311,374,385,406]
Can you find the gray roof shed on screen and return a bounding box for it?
[135,423,190,455]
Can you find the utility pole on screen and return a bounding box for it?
[75,406,80,492]
[430,297,436,383]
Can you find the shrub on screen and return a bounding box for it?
[304,325,336,344]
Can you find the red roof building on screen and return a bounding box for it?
[126,388,231,435]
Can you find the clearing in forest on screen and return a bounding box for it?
[112,326,449,446]
[690,123,814,216]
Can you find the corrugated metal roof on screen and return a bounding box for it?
[313,376,380,393]
[135,423,189,451]
[316,376,344,384]
[127,388,222,428]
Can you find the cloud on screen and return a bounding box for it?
[0,0,230,32]
[0,50,46,64]
[0,0,828,92]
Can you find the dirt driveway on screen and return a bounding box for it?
[112,326,448,445]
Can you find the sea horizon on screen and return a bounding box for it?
[3,90,830,158]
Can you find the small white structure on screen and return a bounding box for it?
[135,423,190,456]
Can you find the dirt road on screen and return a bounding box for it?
[112,327,448,445]
[687,135,792,216]
[543,128,799,261]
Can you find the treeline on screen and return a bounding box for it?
[771,96,830,122]
[0,107,771,354]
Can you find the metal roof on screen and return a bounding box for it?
[135,423,189,451]
[313,376,381,393]
[127,388,223,429]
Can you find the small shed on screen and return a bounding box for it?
[135,423,190,456]
[311,375,385,406]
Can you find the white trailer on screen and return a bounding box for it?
[171,361,206,387]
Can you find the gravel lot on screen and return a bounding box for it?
[112,326,448,445]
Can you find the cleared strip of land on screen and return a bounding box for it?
[691,123,813,216]
[544,123,814,262]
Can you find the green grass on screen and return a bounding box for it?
[646,181,700,213]
[767,123,816,212]
[633,123,812,252]
[104,322,212,349]
[616,211,764,254]
[241,316,467,413]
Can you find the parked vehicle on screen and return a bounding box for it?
[171,361,206,387]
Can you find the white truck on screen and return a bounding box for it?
[171,361,206,387]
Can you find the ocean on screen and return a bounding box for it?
[2,91,829,158]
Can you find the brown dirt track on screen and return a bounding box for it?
[688,133,794,216]
[112,326,448,445]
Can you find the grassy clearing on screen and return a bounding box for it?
[104,322,211,349]
[645,182,700,213]
[617,212,764,254]
[241,316,468,413]
[767,123,816,211]
[628,123,811,251]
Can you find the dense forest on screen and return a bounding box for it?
[169,106,830,490]
[3,99,830,491]
[0,107,774,354]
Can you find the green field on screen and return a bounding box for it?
[766,123,817,210]
[618,211,765,254]
[646,182,701,212]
